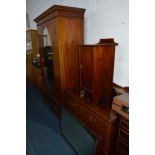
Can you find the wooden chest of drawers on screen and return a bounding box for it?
[116,116,129,155]
[64,88,117,155]
[112,93,129,155]
[26,63,42,91]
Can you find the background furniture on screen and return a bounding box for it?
[116,115,129,155]
[27,64,42,91]
[34,5,85,117]
[26,30,39,61]
[26,30,42,91]
[112,93,129,155]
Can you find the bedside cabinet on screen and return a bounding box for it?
[78,40,118,106]
[26,63,42,91]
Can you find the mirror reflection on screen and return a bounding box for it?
[43,27,54,91]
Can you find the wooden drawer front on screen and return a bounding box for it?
[80,107,107,132]
[117,138,129,155]
[79,107,110,152]
[120,119,129,132]
[64,96,80,114]
[119,128,129,144]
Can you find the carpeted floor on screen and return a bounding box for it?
[26,80,76,155]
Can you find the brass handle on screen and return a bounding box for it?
[89,116,97,123]
[69,100,74,106]
[89,115,93,121]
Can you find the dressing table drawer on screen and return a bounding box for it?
[117,138,129,154]
[64,96,80,114]
[120,119,129,132]
[117,116,129,155]
[119,128,129,144]
[80,106,107,134]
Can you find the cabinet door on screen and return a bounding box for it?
[79,47,93,91]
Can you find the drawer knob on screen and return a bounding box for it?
[69,100,74,106]
[89,116,97,123]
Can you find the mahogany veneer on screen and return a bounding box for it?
[26,30,42,90]
[78,40,118,106]
[34,5,85,116]
[26,30,39,60]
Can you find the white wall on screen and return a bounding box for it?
[26,0,129,87]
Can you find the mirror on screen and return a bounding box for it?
[42,27,54,91]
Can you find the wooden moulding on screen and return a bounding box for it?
[34,5,86,26]
[78,38,118,47]
[98,38,118,46]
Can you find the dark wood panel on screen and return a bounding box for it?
[79,46,93,91]
[58,16,84,101]
[117,138,129,154]
[116,116,129,155]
